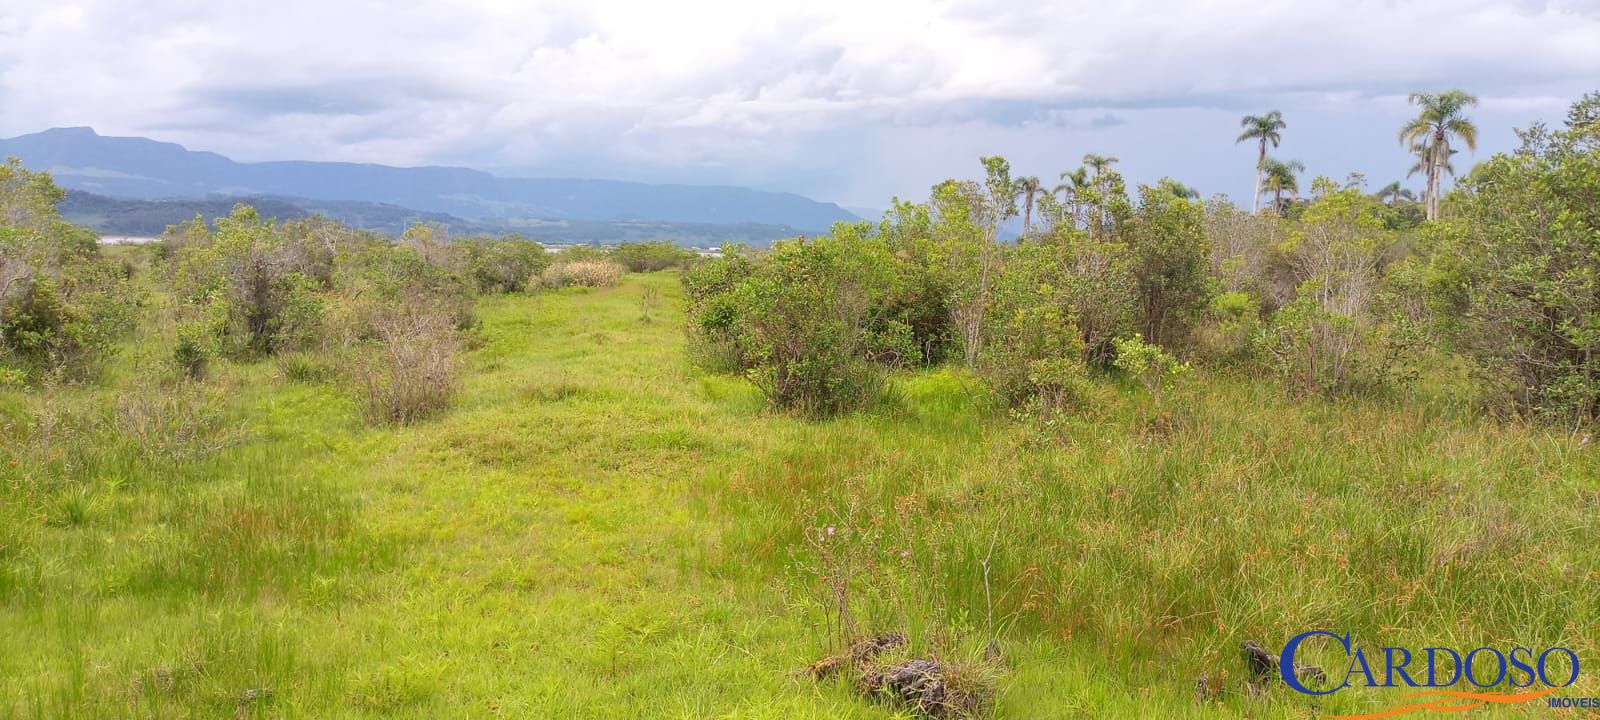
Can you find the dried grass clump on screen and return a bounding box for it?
[808,633,997,719]
[332,297,463,426]
[539,260,623,289]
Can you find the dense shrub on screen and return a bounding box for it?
[1191,291,1263,365]
[682,231,909,416]
[608,241,697,272]
[980,303,1089,410]
[166,206,332,357]
[876,202,957,365]
[1125,186,1213,349]
[1202,199,1285,308]
[159,208,475,421]
[1,158,136,382]
[731,234,901,416]
[1255,190,1400,394]
[682,247,759,372]
[1425,103,1600,423]
[458,234,549,293]
[540,260,623,289]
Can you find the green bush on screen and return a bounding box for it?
[459,234,549,293]
[168,206,328,357]
[1111,334,1189,411]
[1255,189,1402,395]
[1192,291,1263,365]
[608,241,697,272]
[1425,101,1600,423]
[1,159,136,383]
[980,303,1089,410]
[693,234,902,417]
[1125,186,1213,349]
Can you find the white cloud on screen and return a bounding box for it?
[2,0,1597,205]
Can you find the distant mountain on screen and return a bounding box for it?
[59,190,810,246]
[1,127,858,232]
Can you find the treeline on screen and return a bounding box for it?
[684,92,1600,425]
[1,159,697,423]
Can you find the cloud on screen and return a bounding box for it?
[3,0,1598,205]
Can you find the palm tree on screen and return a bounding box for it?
[1259,158,1305,216]
[1080,154,1120,238]
[1156,178,1200,200]
[1054,168,1090,230]
[1082,153,1119,178]
[1236,110,1287,214]
[1399,90,1478,220]
[1407,141,1458,189]
[1013,176,1043,239]
[1374,181,1416,207]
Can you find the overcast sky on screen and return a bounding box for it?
[4,0,1599,210]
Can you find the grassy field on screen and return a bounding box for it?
[3,271,1596,718]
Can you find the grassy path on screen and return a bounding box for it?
[5,275,884,718]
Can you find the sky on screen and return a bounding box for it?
[3,0,1600,211]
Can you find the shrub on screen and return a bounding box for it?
[1111,335,1189,411]
[1256,189,1400,395]
[608,241,697,272]
[682,249,759,372]
[1125,186,1213,349]
[539,260,623,289]
[167,206,327,357]
[1192,291,1263,365]
[1,159,135,383]
[171,317,220,379]
[334,295,462,425]
[980,303,1089,410]
[1203,198,1287,307]
[460,234,549,293]
[1425,103,1600,423]
[728,235,901,417]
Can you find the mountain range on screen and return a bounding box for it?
[0,127,859,242]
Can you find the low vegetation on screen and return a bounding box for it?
[0,91,1597,719]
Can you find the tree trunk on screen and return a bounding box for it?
[1433,162,1446,220]
[1022,194,1034,242]
[1253,142,1266,214]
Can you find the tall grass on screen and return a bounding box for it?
[704,369,1600,709]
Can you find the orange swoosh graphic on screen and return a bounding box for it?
[1328,687,1561,719]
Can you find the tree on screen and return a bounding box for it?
[1014,176,1043,240]
[1054,168,1091,231]
[1083,153,1119,179]
[1080,154,1124,240]
[1237,110,1287,214]
[1373,181,1416,207]
[1259,158,1306,216]
[1155,178,1200,200]
[1258,189,1396,394]
[1126,186,1212,348]
[1399,90,1479,220]
[1407,140,1459,210]
[931,157,1015,367]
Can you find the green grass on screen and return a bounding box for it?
[2,272,1597,718]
